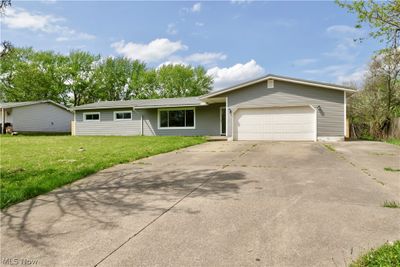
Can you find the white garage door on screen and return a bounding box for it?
[234,106,316,141]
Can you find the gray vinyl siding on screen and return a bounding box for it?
[75,109,141,136]
[10,103,73,133]
[141,104,223,136]
[222,80,344,137]
[74,104,223,136]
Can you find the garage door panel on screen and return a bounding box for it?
[234,106,315,141]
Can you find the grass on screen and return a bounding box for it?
[350,240,400,267]
[323,144,336,152]
[386,138,400,146]
[382,200,400,208]
[384,167,400,172]
[0,135,205,209]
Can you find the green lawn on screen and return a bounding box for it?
[0,135,205,209]
[350,240,400,267]
[386,138,400,146]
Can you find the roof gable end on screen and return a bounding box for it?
[201,74,356,99]
[0,100,71,112]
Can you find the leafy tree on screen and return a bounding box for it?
[129,68,160,99]
[65,50,100,106]
[0,41,13,58]
[349,54,400,138]
[337,0,400,138]
[156,64,212,98]
[92,57,135,101]
[1,47,214,106]
[0,48,68,105]
[336,0,400,47]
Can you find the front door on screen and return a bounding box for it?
[220,107,226,136]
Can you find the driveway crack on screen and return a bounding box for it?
[94,168,224,266]
[95,143,258,266]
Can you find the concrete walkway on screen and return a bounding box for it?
[1,141,399,266]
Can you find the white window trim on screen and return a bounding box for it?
[113,110,133,121]
[157,107,196,130]
[83,112,100,122]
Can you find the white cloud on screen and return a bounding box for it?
[292,58,317,67]
[191,3,202,12]
[181,2,202,14]
[157,60,188,69]
[336,66,367,85]
[2,8,95,41]
[185,52,227,65]
[303,64,366,86]
[158,51,226,68]
[166,23,178,35]
[111,38,188,62]
[326,25,360,36]
[303,64,352,76]
[195,22,204,27]
[207,60,265,89]
[3,8,63,31]
[323,42,359,61]
[323,24,364,62]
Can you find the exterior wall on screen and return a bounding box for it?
[75,108,141,136]
[221,80,344,138]
[141,104,223,136]
[74,104,223,136]
[11,103,73,133]
[3,109,13,124]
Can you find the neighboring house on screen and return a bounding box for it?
[0,100,73,134]
[73,74,356,141]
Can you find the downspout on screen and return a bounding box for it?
[132,106,143,136]
[230,107,237,141]
[1,108,4,134]
[141,114,143,136]
[72,110,76,136]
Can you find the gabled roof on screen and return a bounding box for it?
[0,100,72,112]
[72,74,356,111]
[73,97,204,110]
[201,74,357,99]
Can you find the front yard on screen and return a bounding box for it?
[0,135,205,209]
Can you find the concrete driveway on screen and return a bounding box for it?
[1,141,399,267]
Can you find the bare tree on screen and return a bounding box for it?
[0,41,13,58]
[0,0,12,57]
[0,0,11,14]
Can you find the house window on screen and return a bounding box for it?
[83,112,100,121]
[158,108,195,129]
[114,111,132,121]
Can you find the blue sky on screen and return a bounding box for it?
[2,0,380,89]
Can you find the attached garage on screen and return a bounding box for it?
[201,74,355,142]
[233,106,316,141]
